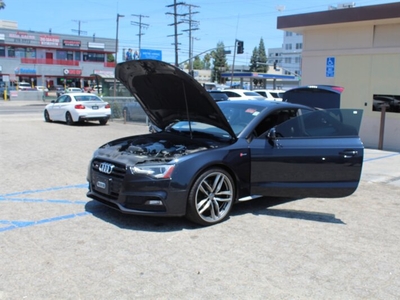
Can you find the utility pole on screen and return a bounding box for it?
[166,1,185,66]
[131,14,149,53]
[71,20,87,36]
[181,4,199,76]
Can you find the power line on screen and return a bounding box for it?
[71,20,87,36]
[166,1,186,66]
[131,14,149,52]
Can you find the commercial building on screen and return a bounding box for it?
[277,2,400,151]
[0,21,116,89]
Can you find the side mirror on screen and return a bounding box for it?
[267,127,277,140]
[51,100,55,103]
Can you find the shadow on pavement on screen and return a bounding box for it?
[85,195,344,232]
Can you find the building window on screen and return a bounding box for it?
[295,57,301,64]
[26,48,36,58]
[285,31,293,37]
[0,46,5,57]
[85,52,105,62]
[56,50,68,60]
[296,43,303,50]
[7,46,15,57]
[284,57,292,64]
[75,51,81,61]
[285,44,292,50]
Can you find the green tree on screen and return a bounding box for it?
[0,1,6,9]
[203,53,212,70]
[249,38,269,87]
[192,56,203,69]
[107,54,115,62]
[211,42,228,84]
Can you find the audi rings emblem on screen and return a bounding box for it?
[99,162,115,174]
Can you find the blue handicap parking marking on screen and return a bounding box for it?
[326,57,335,77]
[0,184,90,232]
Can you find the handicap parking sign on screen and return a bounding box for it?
[326,57,335,77]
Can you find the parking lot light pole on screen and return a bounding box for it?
[114,13,125,99]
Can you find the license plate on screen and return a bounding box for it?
[94,174,110,194]
[92,106,99,110]
[96,181,106,189]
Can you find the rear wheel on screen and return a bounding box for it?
[99,119,108,125]
[65,112,74,125]
[44,110,52,122]
[186,168,235,226]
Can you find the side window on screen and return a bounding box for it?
[254,109,298,137]
[56,95,66,103]
[276,109,362,138]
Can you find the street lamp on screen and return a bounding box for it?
[114,13,125,98]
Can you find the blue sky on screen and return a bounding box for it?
[1,0,396,65]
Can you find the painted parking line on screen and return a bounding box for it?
[364,152,400,162]
[0,212,90,232]
[0,184,90,233]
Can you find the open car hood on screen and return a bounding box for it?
[115,60,236,137]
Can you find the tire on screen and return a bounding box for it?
[65,112,74,125]
[44,110,52,122]
[186,168,235,226]
[99,119,108,125]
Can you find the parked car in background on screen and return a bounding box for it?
[36,86,49,92]
[18,82,34,91]
[86,60,365,226]
[222,89,266,100]
[208,90,229,101]
[57,87,83,97]
[253,89,285,101]
[44,93,111,125]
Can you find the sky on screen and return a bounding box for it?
[1,0,397,65]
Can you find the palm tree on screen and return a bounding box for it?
[0,1,6,10]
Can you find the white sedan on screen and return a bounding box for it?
[44,93,111,125]
[222,89,266,100]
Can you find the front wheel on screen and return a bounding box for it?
[44,110,52,122]
[186,168,235,226]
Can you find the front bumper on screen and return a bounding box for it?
[86,159,187,217]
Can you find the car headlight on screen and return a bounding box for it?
[129,164,175,179]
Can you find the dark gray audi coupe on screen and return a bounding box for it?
[86,60,364,226]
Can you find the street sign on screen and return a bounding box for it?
[326,57,335,77]
[140,49,162,61]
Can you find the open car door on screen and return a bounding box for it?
[250,109,364,198]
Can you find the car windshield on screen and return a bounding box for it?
[74,95,103,102]
[168,121,233,141]
[218,102,266,135]
[243,91,263,96]
[270,92,284,98]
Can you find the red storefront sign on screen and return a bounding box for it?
[63,69,82,76]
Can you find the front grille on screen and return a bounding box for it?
[92,159,126,179]
[91,159,126,200]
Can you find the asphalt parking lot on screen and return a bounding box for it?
[1,103,400,299]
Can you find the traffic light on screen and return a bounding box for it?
[237,40,244,54]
